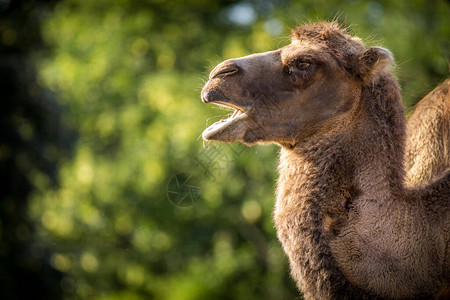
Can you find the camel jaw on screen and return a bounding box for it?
[202,102,249,143]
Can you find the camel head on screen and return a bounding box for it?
[201,22,394,146]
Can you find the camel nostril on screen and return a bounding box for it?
[201,89,227,103]
[210,61,240,79]
[215,66,239,77]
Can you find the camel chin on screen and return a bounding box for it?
[202,110,248,142]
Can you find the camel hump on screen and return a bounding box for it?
[406,79,450,186]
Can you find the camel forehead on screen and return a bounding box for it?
[280,42,324,64]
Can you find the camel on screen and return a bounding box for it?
[406,79,450,186]
[200,22,450,299]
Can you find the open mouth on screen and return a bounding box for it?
[217,101,244,120]
[202,101,247,140]
[206,101,245,128]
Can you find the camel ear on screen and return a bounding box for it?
[357,47,393,83]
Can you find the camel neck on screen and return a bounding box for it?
[275,144,380,299]
[273,74,406,299]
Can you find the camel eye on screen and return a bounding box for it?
[297,62,311,71]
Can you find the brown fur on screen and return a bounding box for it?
[405,79,450,186]
[201,22,450,299]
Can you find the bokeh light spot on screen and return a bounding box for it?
[241,200,262,223]
[51,253,72,272]
[80,252,99,273]
[228,3,257,26]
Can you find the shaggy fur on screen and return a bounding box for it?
[201,22,450,299]
[406,79,450,186]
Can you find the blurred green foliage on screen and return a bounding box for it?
[1,0,448,299]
